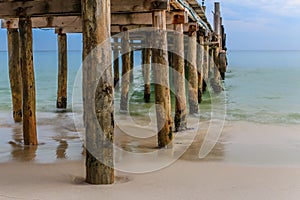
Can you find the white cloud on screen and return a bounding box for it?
[210,0,300,16]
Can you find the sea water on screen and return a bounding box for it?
[1,50,300,124]
[1,50,300,162]
[225,50,300,124]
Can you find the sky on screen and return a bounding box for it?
[1,0,300,51]
[205,0,300,50]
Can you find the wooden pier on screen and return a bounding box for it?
[0,0,228,184]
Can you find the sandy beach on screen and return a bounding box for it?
[1,118,300,200]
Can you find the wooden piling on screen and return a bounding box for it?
[82,0,114,184]
[113,37,120,88]
[56,31,68,109]
[7,29,22,123]
[209,47,222,92]
[187,25,199,114]
[130,43,134,83]
[197,31,204,103]
[142,38,151,103]
[202,37,209,92]
[212,46,223,92]
[120,28,130,112]
[173,23,187,131]
[152,10,173,148]
[19,17,37,145]
[212,2,223,92]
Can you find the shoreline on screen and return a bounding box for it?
[1,119,300,199]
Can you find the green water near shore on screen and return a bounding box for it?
[0,50,300,124]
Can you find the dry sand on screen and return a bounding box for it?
[1,120,300,199]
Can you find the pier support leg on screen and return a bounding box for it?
[113,37,120,88]
[56,32,68,109]
[130,44,134,83]
[211,2,223,93]
[210,47,222,93]
[82,0,114,184]
[197,32,204,103]
[202,38,209,92]
[173,24,187,131]
[19,17,37,145]
[187,25,199,114]
[7,29,22,123]
[142,38,151,103]
[152,11,173,148]
[120,28,130,112]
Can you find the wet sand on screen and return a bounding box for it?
[1,112,300,199]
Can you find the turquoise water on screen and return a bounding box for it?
[0,51,81,112]
[0,50,300,124]
[225,51,300,124]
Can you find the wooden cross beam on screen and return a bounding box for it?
[0,0,169,18]
[1,11,188,33]
[0,0,81,18]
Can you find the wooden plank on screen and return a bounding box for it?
[112,11,187,25]
[0,0,81,18]
[111,0,169,13]
[7,28,22,123]
[152,10,173,148]
[56,32,68,109]
[2,12,189,34]
[82,0,114,185]
[2,16,81,29]
[19,17,38,145]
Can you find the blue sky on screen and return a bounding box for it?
[206,0,300,50]
[1,0,300,51]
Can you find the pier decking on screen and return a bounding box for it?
[0,0,227,184]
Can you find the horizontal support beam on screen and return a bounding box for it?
[2,11,188,32]
[0,0,81,18]
[111,0,169,13]
[2,16,81,29]
[0,0,213,32]
[112,11,188,25]
[166,22,198,32]
[0,0,169,18]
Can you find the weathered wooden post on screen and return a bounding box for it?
[202,36,209,92]
[142,37,151,103]
[214,2,221,46]
[130,41,134,83]
[212,2,223,92]
[7,29,22,123]
[197,30,204,103]
[19,17,37,145]
[152,10,173,148]
[113,37,120,88]
[212,45,222,92]
[82,0,114,184]
[219,18,227,80]
[120,28,130,112]
[209,46,222,92]
[56,31,68,109]
[187,25,199,114]
[173,23,187,131]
